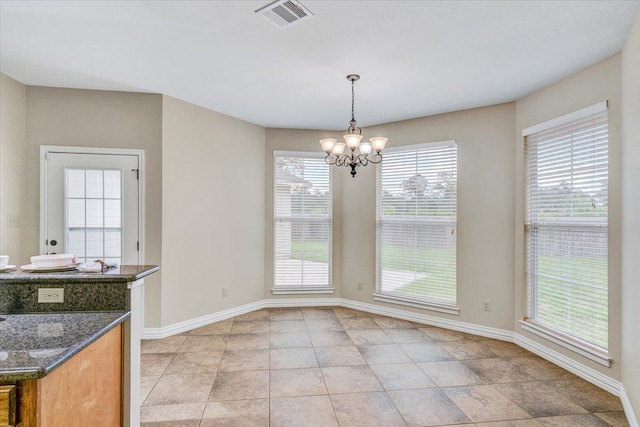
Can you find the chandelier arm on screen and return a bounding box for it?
[368,153,383,164]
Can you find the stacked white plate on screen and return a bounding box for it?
[21,254,78,272]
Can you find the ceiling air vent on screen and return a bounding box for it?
[255,0,313,30]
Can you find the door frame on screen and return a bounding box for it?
[39,145,145,265]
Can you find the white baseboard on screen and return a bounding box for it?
[514,333,621,396]
[341,299,514,341]
[621,384,639,427]
[143,300,265,339]
[264,297,341,308]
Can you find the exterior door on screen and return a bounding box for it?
[43,151,140,265]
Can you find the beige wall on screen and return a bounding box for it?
[264,128,342,298]
[0,74,27,263]
[514,54,622,380]
[265,104,517,332]
[621,10,640,417]
[24,87,164,327]
[161,96,265,326]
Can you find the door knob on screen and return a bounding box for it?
[50,240,58,246]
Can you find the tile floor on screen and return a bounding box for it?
[140,307,628,427]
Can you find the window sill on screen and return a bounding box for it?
[271,287,335,295]
[372,293,459,315]
[519,320,611,367]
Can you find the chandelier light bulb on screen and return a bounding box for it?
[359,141,373,155]
[370,137,388,152]
[319,138,337,153]
[344,134,363,149]
[332,142,347,155]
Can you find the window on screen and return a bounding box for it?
[375,141,457,312]
[524,102,608,353]
[273,152,332,292]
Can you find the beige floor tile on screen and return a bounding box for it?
[141,336,187,353]
[141,421,200,427]
[443,385,532,422]
[271,395,338,427]
[314,345,366,366]
[219,349,269,371]
[476,421,543,427]
[332,307,371,318]
[373,317,416,329]
[270,319,307,333]
[301,308,338,319]
[178,335,226,352]
[462,358,536,383]
[189,321,233,335]
[233,309,270,321]
[309,331,353,347]
[331,392,407,427]
[493,381,588,418]
[140,375,160,404]
[400,342,457,362]
[536,414,611,426]
[544,378,623,412]
[419,327,468,342]
[506,357,576,381]
[270,367,327,397]
[144,374,215,405]
[230,320,269,334]
[270,308,303,320]
[439,340,499,360]
[304,318,344,332]
[358,344,413,364]
[321,365,383,394]
[476,339,533,357]
[210,370,269,401]
[225,333,269,350]
[594,411,630,427]
[347,329,393,345]
[140,402,205,423]
[141,353,175,376]
[270,332,312,348]
[270,347,318,369]
[200,399,269,427]
[164,351,223,375]
[340,317,381,330]
[369,362,436,390]
[417,360,485,387]
[384,328,433,344]
[388,388,471,426]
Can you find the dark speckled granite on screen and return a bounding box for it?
[0,265,159,284]
[0,311,129,380]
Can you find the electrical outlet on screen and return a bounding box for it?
[222,287,228,297]
[38,288,64,303]
[357,282,363,290]
[482,300,491,312]
[7,215,21,227]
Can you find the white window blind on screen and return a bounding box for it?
[376,142,457,306]
[274,152,331,289]
[525,107,608,351]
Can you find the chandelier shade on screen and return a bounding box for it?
[319,74,387,177]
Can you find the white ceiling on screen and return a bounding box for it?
[1,1,638,130]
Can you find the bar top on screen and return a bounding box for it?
[0,265,159,284]
[0,311,130,381]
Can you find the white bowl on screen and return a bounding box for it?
[0,255,8,269]
[30,254,76,268]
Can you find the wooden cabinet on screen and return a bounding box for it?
[1,324,123,427]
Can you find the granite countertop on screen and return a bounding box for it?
[0,264,159,284]
[0,311,130,381]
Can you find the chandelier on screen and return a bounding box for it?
[319,74,387,177]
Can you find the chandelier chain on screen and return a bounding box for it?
[351,78,356,123]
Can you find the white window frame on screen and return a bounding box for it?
[374,141,458,315]
[272,150,334,294]
[522,101,611,367]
